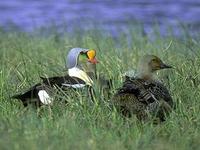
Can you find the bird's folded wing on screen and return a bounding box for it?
[41,75,86,89]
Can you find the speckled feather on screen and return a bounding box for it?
[112,76,173,121]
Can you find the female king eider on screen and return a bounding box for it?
[12,48,98,107]
[112,55,173,122]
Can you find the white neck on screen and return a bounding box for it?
[68,67,93,86]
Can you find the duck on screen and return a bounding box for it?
[12,48,99,107]
[42,47,112,100]
[111,55,173,122]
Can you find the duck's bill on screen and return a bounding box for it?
[161,63,173,69]
[88,58,99,64]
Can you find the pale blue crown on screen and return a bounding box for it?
[66,48,89,69]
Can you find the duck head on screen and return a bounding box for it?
[137,55,172,80]
[66,48,98,85]
[78,49,98,74]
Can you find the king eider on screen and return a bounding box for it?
[12,48,99,107]
[112,55,173,122]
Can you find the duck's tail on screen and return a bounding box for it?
[11,94,23,100]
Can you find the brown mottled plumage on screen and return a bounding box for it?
[112,55,173,122]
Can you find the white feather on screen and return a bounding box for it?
[38,90,52,105]
[62,83,86,88]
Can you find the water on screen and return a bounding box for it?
[0,0,200,35]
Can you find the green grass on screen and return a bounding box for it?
[1,26,200,150]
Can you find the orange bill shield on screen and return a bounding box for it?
[87,49,98,64]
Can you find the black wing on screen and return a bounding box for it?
[11,83,46,107]
[12,75,87,107]
[40,75,86,87]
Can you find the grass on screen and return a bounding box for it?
[1,26,200,150]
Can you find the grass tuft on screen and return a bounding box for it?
[1,26,200,149]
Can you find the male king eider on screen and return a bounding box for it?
[12,48,98,107]
[112,55,173,122]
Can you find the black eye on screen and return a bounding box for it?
[80,52,85,54]
[152,59,157,62]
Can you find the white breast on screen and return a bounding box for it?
[68,67,93,86]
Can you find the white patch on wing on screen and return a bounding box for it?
[38,90,52,105]
[62,83,86,88]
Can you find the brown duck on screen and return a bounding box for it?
[112,55,173,122]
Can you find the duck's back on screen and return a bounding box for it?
[12,75,90,107]
[12,83,52,107]
[112,76,173,121]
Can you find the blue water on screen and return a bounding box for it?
[0,0,200,34]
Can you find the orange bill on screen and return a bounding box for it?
[87,49,99,64]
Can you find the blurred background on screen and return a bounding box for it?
[0,0,200,36]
